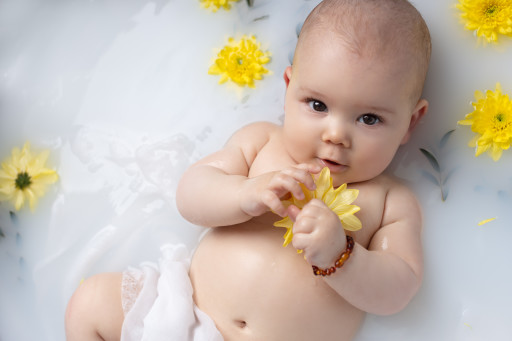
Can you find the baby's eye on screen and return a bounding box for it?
[307,99,328,112]
[358,113,381,125]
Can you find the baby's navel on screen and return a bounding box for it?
[235,319,248,329]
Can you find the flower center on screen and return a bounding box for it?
[484,4,500,17]
[493,112,511,131]
[15,171,32,190]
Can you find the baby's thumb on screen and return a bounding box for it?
[287,205,301,222]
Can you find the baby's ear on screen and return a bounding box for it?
[401,99,428,144]
[284,66,292,88]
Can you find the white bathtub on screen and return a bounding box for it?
[0,0,511,340]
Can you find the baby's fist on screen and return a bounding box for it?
[291,199,346,268]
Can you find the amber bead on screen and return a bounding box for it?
[312,235,354,277]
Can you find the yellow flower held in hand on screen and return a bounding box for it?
[0,142,59,211]
[200,0,239,12]
[456,0,512,43]
[209,35,270,88]
[274,167,362,248]
[458,83,512,161]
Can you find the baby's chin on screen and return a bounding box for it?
[331,170,378,187]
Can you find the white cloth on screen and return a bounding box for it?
[120,244,223,341]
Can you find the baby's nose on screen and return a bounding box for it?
[322,122,351,147]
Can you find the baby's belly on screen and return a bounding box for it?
[190,217,364,341]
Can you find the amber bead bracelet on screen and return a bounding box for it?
[312,235,354,276]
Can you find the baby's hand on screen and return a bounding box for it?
[239,164,320,218]
[289,199,347,268]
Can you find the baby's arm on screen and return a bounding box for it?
[65,273,124,341]
[177,122,318,227]
[292,183,423,315]
[328,184,423,315]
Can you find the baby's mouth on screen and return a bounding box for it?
[320,159,347,172]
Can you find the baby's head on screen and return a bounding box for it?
[282,0,432,185]
[295,0,431,104]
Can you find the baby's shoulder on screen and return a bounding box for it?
[229,121,279,145]
[225,121,281,165]
[374,173,422,224]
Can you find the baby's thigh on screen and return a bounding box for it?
[65,272,124,341]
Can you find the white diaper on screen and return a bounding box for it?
[120,243,223,341]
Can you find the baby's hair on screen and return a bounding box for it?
[296,0,432,101]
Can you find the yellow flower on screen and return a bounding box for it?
[208,36,270,88]
[0,142,59,211]
[274,167,362,248]
[458,83,512,161]
[200,0,239,12]
[456,0,512,43]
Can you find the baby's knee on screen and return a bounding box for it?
[65,273,124,341]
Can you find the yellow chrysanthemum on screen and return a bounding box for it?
[274,167,362,248]
[208,36,270,88]
[458,83,512,161]
[456,0,512,43]
[200,0,239,12]
[0,142,59,211]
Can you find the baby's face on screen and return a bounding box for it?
[283,33,426,186]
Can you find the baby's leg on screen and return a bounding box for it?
[65,273,124,341]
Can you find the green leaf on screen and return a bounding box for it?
[253,15,269,22]
[439,129,455,149]
[441,187,449,202]
[421,170,440,187]
[420,148,440,173]
[10,211,18,225]
[246,0,254,7]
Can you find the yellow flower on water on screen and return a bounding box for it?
[274,167,362,248]
[458,83,512,161]
[0,142,59,211]
[456,0,512,43]
[200,0,239,12]
[208,35,270,88]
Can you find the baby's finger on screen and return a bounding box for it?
[292,214,315,234]
[281,167,316,192]
[261,190,287,217]
[297,163,322,175]
[286,205,301,222]
[298,199,328,218]
[291,232,311,254]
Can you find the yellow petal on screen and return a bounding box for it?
[0,182,15,198]
[274,216,292,229]
[14,190,25,210]
[0,168,16,180]
[32,169,59,184]
[478,217,496,226]
[283,227,293,247]
[330,187,359,208]
[332,204,360,217]
[340,214,363,231]
[490,144,503,161]
[474,90,485,101]
[314,167,331,199]
[25,188,38,211]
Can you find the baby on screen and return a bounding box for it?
[65,0,431,340]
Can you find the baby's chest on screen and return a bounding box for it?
[348,184,388,247]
